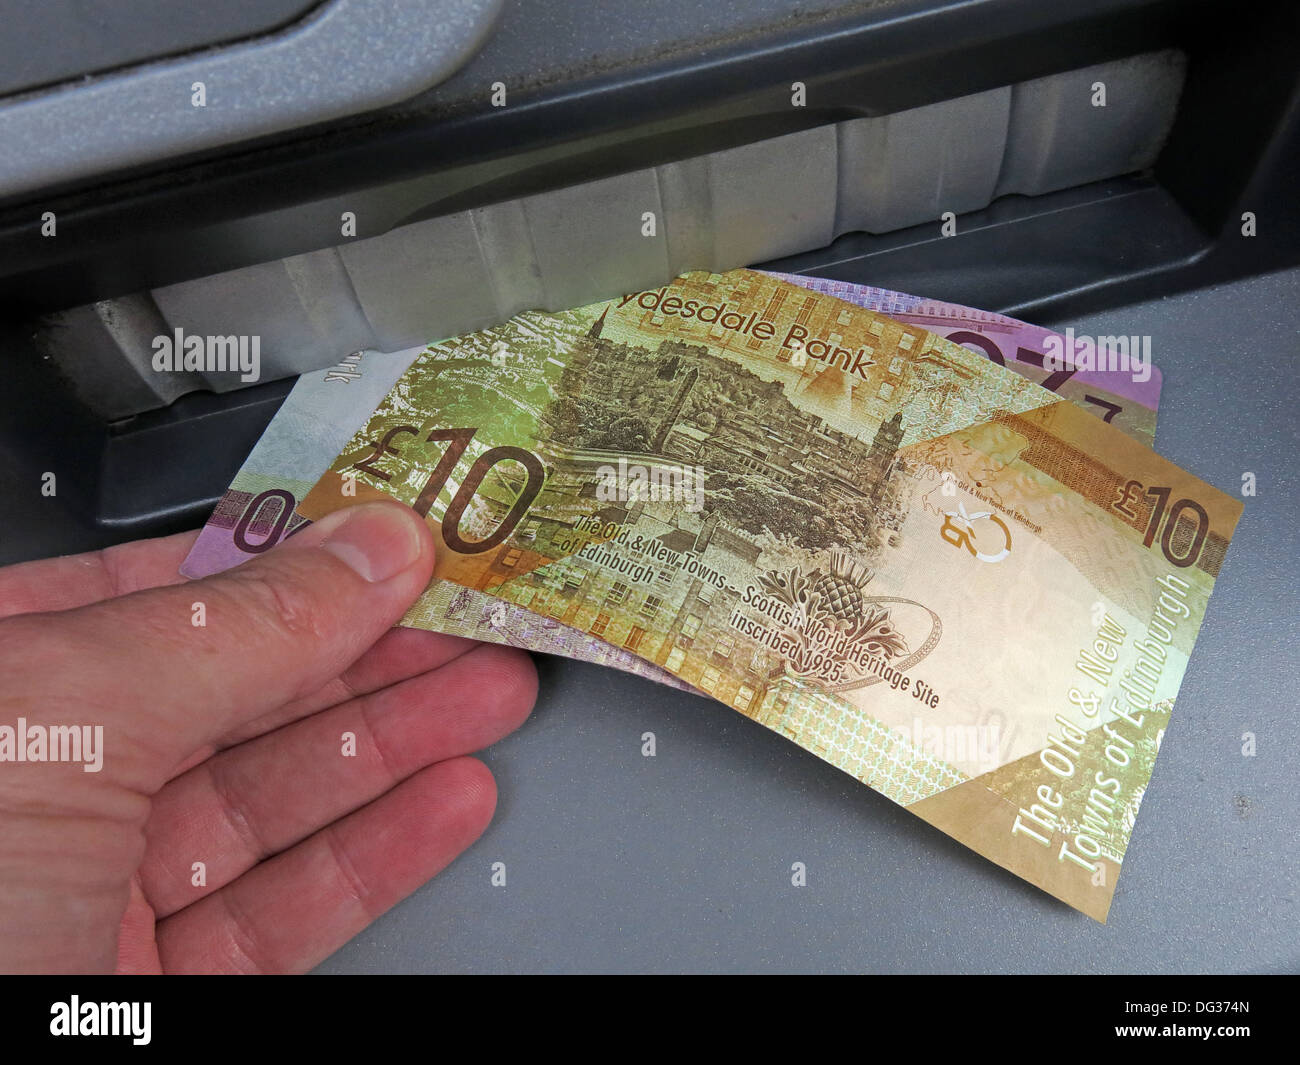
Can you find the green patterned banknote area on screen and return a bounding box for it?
[300,269,1241,921]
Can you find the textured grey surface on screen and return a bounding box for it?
[0,0,324,98]
[0,0,504,200]
[398,0,909,108]
[45,52,1184,419]
[314,265,1300,974]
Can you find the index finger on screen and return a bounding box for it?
[0,529,199,620]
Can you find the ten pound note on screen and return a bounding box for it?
[297,269,1236,920]
[181,275,1159,691]
[290,267,1235,921]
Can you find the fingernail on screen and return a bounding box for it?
[314,503,426,582]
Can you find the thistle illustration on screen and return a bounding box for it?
[810,550,874,623]
[756,553,912,683]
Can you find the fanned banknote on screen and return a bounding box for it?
[298,269,1239,920]
[181,279,1159,690]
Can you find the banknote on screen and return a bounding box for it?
[770,273,1162,448]
[298,269,1241,920]
[177,348,693,689]
[181,275,1157,662]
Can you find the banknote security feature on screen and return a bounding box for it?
[299,269,1239,921]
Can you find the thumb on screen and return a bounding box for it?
[7,501,435,792]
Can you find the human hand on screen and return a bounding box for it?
[0,502,536,973]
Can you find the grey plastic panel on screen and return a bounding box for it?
[522,172,676,311]
[995,50,1188,197]
[708,128,842,265]
[0,0,505,200]
[0,0,325,98]
[152,251,377,374]
[340,210,517,353]
[837,89,1012,233]
[45,51,1186,420]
